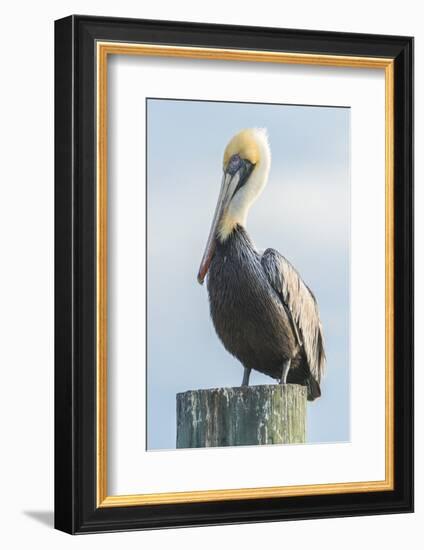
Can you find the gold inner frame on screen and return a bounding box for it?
[96,42,395,508]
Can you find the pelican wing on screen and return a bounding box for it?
[261,248,326,383]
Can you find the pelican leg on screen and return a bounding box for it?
[241,367,251,386]
[279,359,291,385]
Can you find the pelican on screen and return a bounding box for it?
[197,128,325,401]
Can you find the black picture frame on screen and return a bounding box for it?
[55,14,414,534]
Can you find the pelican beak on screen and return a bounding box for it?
[197,172,240,285]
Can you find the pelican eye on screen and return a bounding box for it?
[226,154,255,177]
[228,157,255,198]
[226,154,243,176]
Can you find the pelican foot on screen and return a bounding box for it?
[241,367,251,386]
[279,359,291,385]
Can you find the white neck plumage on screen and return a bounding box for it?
[218,142,271,242]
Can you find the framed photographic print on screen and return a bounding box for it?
[54,15,414,534]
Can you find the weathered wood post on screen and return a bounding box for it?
[176,384,307,448]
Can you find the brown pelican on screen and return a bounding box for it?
[197,128,325,401]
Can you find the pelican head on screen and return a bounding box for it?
[197,128,271,284]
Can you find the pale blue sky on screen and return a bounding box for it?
[146,98,350,450]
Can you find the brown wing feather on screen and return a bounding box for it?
[261,248,326,383]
